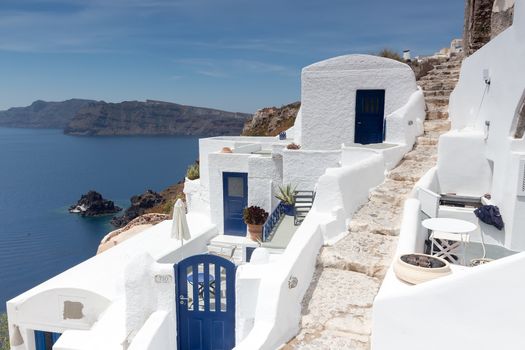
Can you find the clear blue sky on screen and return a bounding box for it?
[0,0,464,113]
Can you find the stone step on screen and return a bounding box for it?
[424,119,451,133]
[387,158,436,182]
[423,70,460,78]
[350,204,403,236]
[295,267,380,331]
[368,179,414,206]
[423,89,454,97]
[416,135,439,146]
[419,75,459,83]
[425,96,449,108]
[319,232,399,278]
[420,82,458,92]
[427,110,449,120]
[402,147,437,162]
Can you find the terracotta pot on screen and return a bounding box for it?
[221,147,233,153]
[393,253,451,285]
[247,224,263,242]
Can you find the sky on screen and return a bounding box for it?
[0,0,465,113]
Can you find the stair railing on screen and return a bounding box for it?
[263,201,285,242]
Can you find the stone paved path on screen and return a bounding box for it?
[284,57,462,350]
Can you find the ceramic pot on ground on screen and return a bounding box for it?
[247,224,263,242]
[393,253,451,285]
[282,203,295,216]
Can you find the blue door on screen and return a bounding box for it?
[355,89,386,144]
[222,172,248,236]
[176,254,236,350]
[34,330,61,350]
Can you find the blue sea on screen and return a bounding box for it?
[0,127,199,311]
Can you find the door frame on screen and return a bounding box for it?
[222,172,248,236]
[175,254,236,350]
[354,89,386,144]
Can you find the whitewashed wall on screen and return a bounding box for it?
[445,0,525,250]
[437,130,493,196]
[373,251,525,350]
[282,149,341,191]
[299,54,418,150]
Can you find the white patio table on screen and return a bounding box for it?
[423,218,478,265]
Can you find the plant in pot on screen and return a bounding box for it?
[393,253,451,285]
[275,184,296,216]
[243,206,269,242]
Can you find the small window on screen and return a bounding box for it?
[228,177,244,197]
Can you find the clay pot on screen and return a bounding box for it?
[221,147,233,153]
[394,253,451,285]
[247,224,263,242]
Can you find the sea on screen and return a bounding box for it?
[0,127,199,312]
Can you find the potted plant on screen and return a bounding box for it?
[393,253,451,285]
[243,206,269,241]
[275,184,296,216]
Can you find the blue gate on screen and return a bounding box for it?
[175,254,236,350]
[355,89,386,144]
[223,172,248,236]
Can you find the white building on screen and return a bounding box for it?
[6,54,424,350]
[373,1,525,349]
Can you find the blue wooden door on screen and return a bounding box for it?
[34,330,61,350]
[355,89,386,144]
[176,254,236,350]
[222,172,248,236]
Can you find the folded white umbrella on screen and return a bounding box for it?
[171,199,191,244]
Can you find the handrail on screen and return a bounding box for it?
[263,201,285,242]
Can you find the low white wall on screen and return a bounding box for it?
[128,311,171,350]
[315,154,386,236]
[282,149,341,191]
[373,252,525,350]
[384,88,426,148]
[234,215,325,350]
[235,155,387,349]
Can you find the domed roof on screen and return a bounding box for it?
[303,54,410,72]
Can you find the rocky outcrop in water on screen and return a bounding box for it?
[110,189,165,227]
[65,100,251,136]
[69,191,122,216]
[242,102,300,136]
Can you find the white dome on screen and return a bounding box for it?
[303,54,410,72]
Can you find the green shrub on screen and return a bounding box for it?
[186,163,200,180]
[0,313,9,350]
[275,184,296,205]
[376,48,403,62]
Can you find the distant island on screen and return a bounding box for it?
[0,99,252,136]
